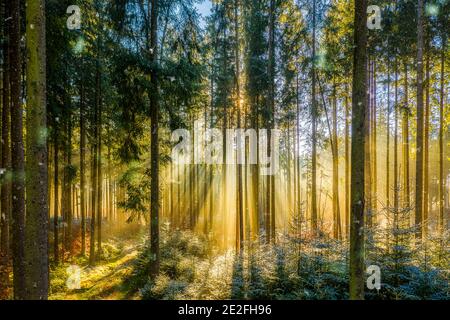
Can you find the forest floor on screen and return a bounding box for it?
[49,226,146,300]
[48,225,449,300]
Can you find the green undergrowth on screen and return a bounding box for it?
[126,229,449,300]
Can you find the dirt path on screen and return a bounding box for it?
[50,236,144,300]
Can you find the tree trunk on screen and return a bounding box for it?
[365,58,372,228]
[349,0,368,300]
[234,0,244,251]
[63,101,72,254]
[345,84,350,238]
[149,0,160,278]
[10,0,26,299]
[89,111,98,265]
[53,127,59,264]
[311,0,318,235]
[24,0,49,298]
[372,61,377,218]
[415,0,424,240]
[386,60,391,213]
[0,0,11,298]
[96,80,102,257]
[423,38,430,238]
[80,70,86,256]
[394,57,399,231]
[402,62,410,208]
[439,37,446,233]
[332,83,341,239]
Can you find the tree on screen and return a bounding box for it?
[10,0,26,299]
[415,0,424,240]
[234,0,244,251]
[0,0,11,299]
[349,0,368,301]
[24,0,49,299]
[438,31,446,234]
[267,0,276,243]
[149,0,160,278]
[310,0,318,235]
[80,62,87,256]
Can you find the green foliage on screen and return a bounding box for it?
[128,230,449,300]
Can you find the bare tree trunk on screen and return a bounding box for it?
[423,38,430,237]
[0,0,11,298]
[89,108,98,265]
[235,0,244,251]
[311,0,318,235]
[402,62,410,208]
[267,0,276,243]
[53,127,59,264]
[149,0,160,278]
[96,78,102,257]
[394,57,399,231]
[10,0,26,299]
[24,0,49,297]
[344,84,350,238]
[332,82,341,239]
[80,75,86,255]
[415,0,424,240]
[439,37,446,233]
[349,0,368,300]
[386,60,391,214]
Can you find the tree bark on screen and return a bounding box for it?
[415,0,424,240]
[10,0,26,299]
[311,0,318,235]
[439,37,446,233]
[402,62,410,208]
[24,0,49,298]
[149,0,160,278]
[0,0,11,298]
[80,68,86,256]
[349,0,368,301]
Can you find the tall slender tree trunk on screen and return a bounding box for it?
[96,79,102,257]
[221,25,228,247]
[53,127,59,264]
[25,0,49,298]
[365,58,372,228]
[415,0,424,240]
[149,0,160,278]
[296,73,302,231]
[439,37,446,233]
[372,61,377,218]
[89,106,98,265]
[10,0,26,299]
[423,38,430,237]
[402,62,410,208]
[311,0,318,235]
[394,57,399,231]
[80,72,86,256]
[386,60,391,212]
[0,0,11,298]
[349,0,368,300]
[332,82,341,239]
[107,145,113,225]
[345,84,350,238]
[63,106,73,254]
[268,0,276,243]
[234,0,244,251]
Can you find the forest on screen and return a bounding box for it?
[0,0,449,300]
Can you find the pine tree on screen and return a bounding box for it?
[24,0,49,299]
[349,0,368,301]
